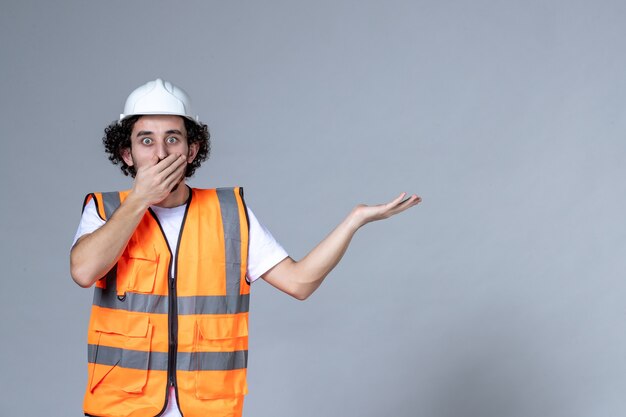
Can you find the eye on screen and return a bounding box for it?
[141,137,153,145]
[166,136,178,144]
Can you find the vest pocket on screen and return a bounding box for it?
[117,246,159,295]
[193,315,248,399]
[89,315,153,394]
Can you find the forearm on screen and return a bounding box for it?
[70,194,149,288]
[263,194,420,300]
[286,209,364,299]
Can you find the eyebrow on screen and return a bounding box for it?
[135,129,183,137]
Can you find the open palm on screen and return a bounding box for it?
[352,192,422,227]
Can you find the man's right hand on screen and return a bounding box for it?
[130,153,188,207]
[70,152,188,288]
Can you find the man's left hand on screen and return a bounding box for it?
[350,192,422,229]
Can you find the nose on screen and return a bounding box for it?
[155,142,168,160]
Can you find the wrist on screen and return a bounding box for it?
[123,191,151,213]
[346,206,367,231]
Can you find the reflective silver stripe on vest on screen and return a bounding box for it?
[102,191,121,220]
[93,286,169,314]
[177,294,249,315]
[88,344,158,370]
[88,345,247,371]
[216,188,242,299]
[92,266,170,314]
[93,286,249,315]
[178,350,248,371]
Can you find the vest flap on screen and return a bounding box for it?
[197,315,248,340]
[126,243,158,262]
[93,314,150,338]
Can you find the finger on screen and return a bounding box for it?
[402,194,421,205]
[389,195,422,215]
[165,174,185,195]
[384,192,408,209]
[164,160,186,184]
[134,155,159,175]
[395,194,421,208]
[138,155,159,171]
[163,160,187,188]
[154,153,183,173]
[165,175,185,193]
[159,155,186,178]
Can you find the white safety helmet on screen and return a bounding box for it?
[119,78,199,122]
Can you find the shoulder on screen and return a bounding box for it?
[191,187,247,204]
[190,187,244,194]
[83,190,129,221]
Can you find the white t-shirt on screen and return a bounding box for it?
[74,198,288,417]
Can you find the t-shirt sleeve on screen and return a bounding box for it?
[71,199,105,247]
[246,207,288,283]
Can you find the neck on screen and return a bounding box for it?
[154,183,190,208]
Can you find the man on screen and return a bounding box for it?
[71,78,421,417]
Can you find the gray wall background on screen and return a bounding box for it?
[1,1,625,416]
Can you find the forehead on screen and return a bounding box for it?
[132,115,186,135]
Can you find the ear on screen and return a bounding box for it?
[187,142,200,163]
[121,147,134,167]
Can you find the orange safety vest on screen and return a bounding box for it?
[82,187,250,417]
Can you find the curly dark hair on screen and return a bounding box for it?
[102,115,211,177]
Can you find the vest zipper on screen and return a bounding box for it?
[149,188,192,415]
[148,207,179,414]
[168,275,178,387]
